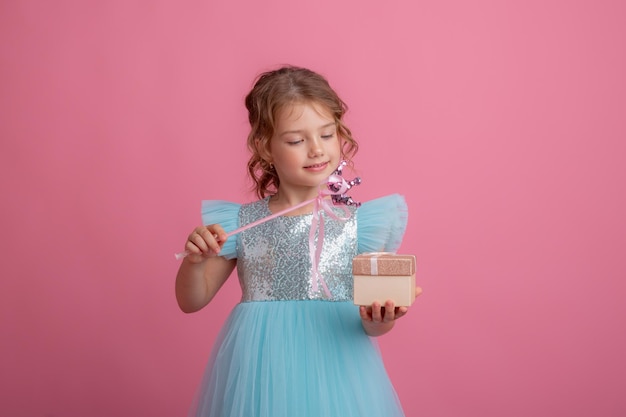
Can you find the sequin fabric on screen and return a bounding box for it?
[236,198,357,302]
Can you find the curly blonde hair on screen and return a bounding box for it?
[245,66,358,199]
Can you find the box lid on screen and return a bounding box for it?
[352,253,416,276]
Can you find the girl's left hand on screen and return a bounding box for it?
[359,300,409,324]
[359,286,423,323]
[358,287,422,337]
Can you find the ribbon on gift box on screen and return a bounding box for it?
[368,252,396,275]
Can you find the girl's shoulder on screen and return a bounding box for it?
[201,200,242,226]
[357,194,408,253]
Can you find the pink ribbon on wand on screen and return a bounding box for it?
[175,162,361,298]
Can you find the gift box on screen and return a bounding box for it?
[353,253,417,306]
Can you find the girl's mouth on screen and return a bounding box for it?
[305,162,329,170]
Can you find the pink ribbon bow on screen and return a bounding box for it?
[307,173,353,298]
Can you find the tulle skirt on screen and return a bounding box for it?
[188,300,405,417]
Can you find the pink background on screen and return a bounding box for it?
[1,1,625,416]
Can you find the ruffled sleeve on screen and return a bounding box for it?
[356,194,408,254]
[201,200,241,260]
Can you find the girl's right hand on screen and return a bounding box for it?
[184,224,228,264]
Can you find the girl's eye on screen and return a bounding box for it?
[287,139,303,145]
[321,133,335,139]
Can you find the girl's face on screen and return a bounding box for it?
[269,101,341,196]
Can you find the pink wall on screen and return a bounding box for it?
[1,1,625,416]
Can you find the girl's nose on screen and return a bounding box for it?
[308,138,323,157]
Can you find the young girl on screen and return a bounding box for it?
[176,66,416,417]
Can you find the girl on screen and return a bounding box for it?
[176,65,417,417]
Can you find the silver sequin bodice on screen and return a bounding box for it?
[236,198,357,302]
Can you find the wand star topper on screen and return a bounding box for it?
[328,160,361,207]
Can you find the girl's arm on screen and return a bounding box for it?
[175,256,236,313]
[175,224,237,313]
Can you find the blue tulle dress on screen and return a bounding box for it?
[188,194,408,417]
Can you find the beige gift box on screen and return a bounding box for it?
[353,253,417,306]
